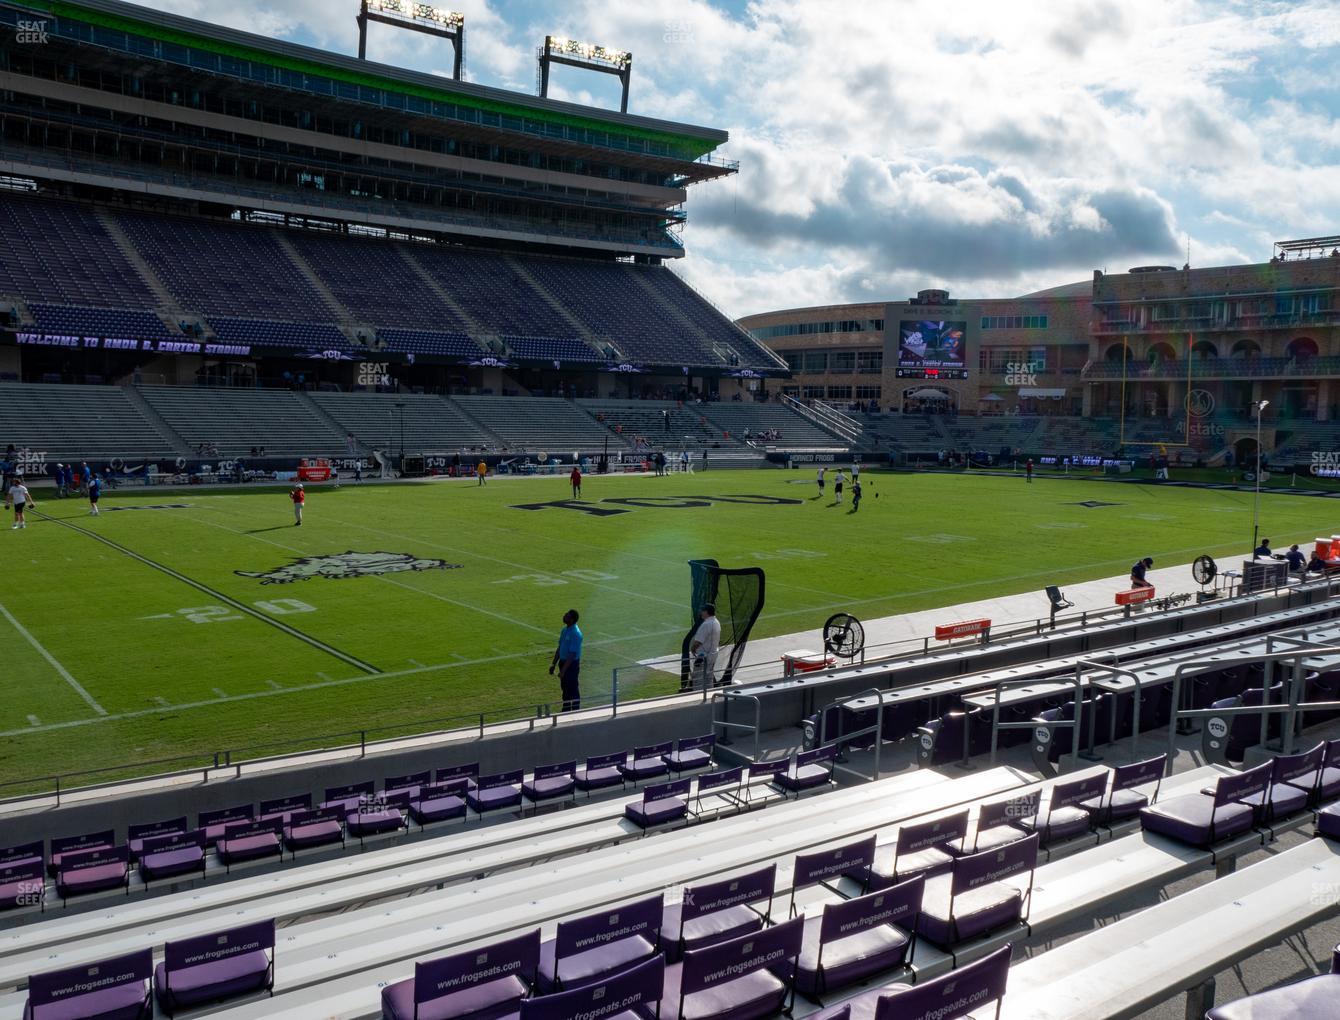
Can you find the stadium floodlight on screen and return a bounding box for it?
[538,34,633,112]
[358,0,465,79]
[1252,399,1269,558]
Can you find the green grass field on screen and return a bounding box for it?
[2,467,1337,791]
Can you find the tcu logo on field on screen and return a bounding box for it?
[235,551,460,584]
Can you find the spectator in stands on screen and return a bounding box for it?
[1254,538,1272,559]
[476,460,488,486]
[1286,544,1307,579]
[1130,557,1154,589]
[689,603,721,690]
[6,476,33,530]
[570,465,582,498]
[290,483,305,526]
[1309,550,1330,574]
[549,609,582,711]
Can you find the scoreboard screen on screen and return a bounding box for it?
[896,320,967,379]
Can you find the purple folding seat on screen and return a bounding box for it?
[384,771,432,799]
[1207,942,1340,1019]
[284,807,346,855]
[662,916,804,1020]
[523,761,577,811]
[795,874,923,1000]
[1,840,44,869]
[127,817,187,862]
[865,810,967,890]
[536,893,663,993]
[257,794,312,825]
[575,751,627,795]
[436,763,480,791]
[0,859,44,912]
[56,845,130,903]
[742,759,790,806]
[138,830,206,887]
[1079,754,1166,826]
[1140,761,1271,848]
[1253,743,1325,827]
[347,790,410,842]
[381,928,541,1020]
[154,919,274,1015]
[322,781,376,813]
[198,805,254,843]
[916,834,1038,948]
[48,830,114,878]
[776,744,838,796]
[520,954,663,1020]
[467,770,525,818]
[23,947,153,1020]
[215,819,283,870]
[660,864,775,961]
[789,836,878,914]
[625,778,691,830]
[694,766,745,816]
[1020,773,1106,848]
[1317,801,1340,840]
[1316,738,1340,803]
[664,734,715,774]
[970,790,1041,852]
[620,742,673,784]
[809,943,1011,1020]
[410,780,470,827]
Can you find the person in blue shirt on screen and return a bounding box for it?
[549,609,583,711]
[1253,538,1272,559]
[1130,557,1153,589]
[63,463,74,495]
[1285,544,1307,578]
[87,472,102,516]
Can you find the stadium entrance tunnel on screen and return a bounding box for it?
[509,495,803,515]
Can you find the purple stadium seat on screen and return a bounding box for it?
[322,781,376,813]
[1020,773,1106,848]
[660,864,775,961]
[810,943,1011,1020]
[215,820,283,870]
[1317,801,1340,841]
[258,794,312,825]
[1317,738,1340,803]
[522,761,577,811]
[0,841,44,871]
[1207,942,1340,1019]
[126,818,187,862]
[346,790,410,842]
[694,766,745,815]
[409,780,470,828]
[536,893,663,993]
[435,763,480,790]
[743,759,791,805]
[467,770,525,818]
[790,836,877,914]
[917,834,1038,948]
[1079,754,1166,826]
[155,919,275,1015]
[575,751,627,795]
[625,778,691,830]
[620,742,673,784]
[284,807,346,855]
[971,790,1041,852]
[198,805,254,843]
[663,916,804,1020]
[1253,743,1325,827]
[795,874,923,1000]
[776,744,839,796]
[664,734,715,774]
[1141,761,1271,848]
[48,830,114,877]
[138,830,206,887]
[23,947,153,1020]
[865,810,968,890]
[56,845,130,903]
[521,955,663,1020]
[381,929,541,1020]
[0,859,44,912]
[384,771,432,800]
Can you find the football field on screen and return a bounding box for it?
[1,467,1335,791]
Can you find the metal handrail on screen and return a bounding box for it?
[816,687,885,781]
[984,671,1086,771]
[1075,658,1146,762]
[712,691,762,761]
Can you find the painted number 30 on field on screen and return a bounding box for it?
[492,570,619,587]
[148,599,317,624]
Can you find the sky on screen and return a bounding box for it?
[136,0,1340,318]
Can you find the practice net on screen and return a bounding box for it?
[680,559,766,690]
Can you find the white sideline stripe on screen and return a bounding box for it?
[0,599,106,716]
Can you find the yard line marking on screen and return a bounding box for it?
[152,697,170,708]
[376,576,553,635]
[407,659,425,668]
[0,598,107,716]
[266,680,284,690]
[26,715,39,727]
[316,671,331,680]
[35,512,381,676]
[212,688,228,698]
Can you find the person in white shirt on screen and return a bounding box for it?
[6,477,33,529]
[816,466,826,498]
[833,470,846,505]
[689,603,721,690]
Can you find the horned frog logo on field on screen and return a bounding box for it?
[235,551,461,584]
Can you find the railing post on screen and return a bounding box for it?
[611,670,619,716]
[360,730,366,757]
[54,774,60,807]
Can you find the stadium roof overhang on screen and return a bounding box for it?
[4,0,731,170]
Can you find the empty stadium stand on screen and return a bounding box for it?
[137,386,345,457]
[699,403,849,449]
[580,400,738,448]
[0,382,177,460]
[309,392,494,453]
[452,396,622,452]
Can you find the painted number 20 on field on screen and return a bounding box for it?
[492,570,619,587]
[145,599,317,624]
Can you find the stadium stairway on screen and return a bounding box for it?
[91,208,185,318]
[120,385,193,457]
[396,246,487,336]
